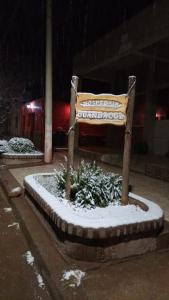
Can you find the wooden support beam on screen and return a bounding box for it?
[121,76,136,205]
[65,76,79,200]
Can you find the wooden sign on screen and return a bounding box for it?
[66,75,136,205]
[76,93,128,126]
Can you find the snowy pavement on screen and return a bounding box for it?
[0,187,51,300]
[1,151,169,299]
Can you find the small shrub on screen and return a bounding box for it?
[0,139,10,153]
[8,137,35,153]
[54,161,122,208]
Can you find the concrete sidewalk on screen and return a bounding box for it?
[78,146,169,181]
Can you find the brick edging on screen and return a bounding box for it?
[24,178,164,241]
[1,153,44,159]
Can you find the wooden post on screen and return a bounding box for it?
[121,76,136,204]
[74,123,79,152]
[65,76,79,199]
[44,0,53,163]
[74,78,82,153]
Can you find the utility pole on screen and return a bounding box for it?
[44,0,53,163]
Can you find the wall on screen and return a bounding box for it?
[52,101,70,133]
[21,99,44,149]
[153,120,169,155]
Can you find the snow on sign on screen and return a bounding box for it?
[76,93,129,125]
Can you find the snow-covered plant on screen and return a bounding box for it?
[0,139,10,152]
[53,165,67,197]
[54,161,122,208]
[8,137,35,153]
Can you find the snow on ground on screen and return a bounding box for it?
[23,251,45,289]
[35,272,45,289]
[23,251,35,266]
[3,207,12,213]
[61,269,86,288]
[24,173,164,229]
[8,222,20,230]
[2,151,43,156]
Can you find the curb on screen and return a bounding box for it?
[0,165,23,197]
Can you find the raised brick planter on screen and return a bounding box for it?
[1,152,44,165]
[24,173,164,261]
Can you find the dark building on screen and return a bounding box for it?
[74,0,169,156]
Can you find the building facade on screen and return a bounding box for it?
[74,0,169,155]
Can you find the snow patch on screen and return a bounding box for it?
[23,251,45,289]
[36,272,45,289]
[2,151,43,156]
[8,222,19,230]
[61,269,86,287]
[23,251,35,266]
[4,207,12,213]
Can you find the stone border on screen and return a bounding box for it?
[1,152,44,159]
[0,165,23,197]
[24,174,164,241]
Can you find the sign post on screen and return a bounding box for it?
[65,76,79,200]
[65,75,136,204]
[121,76,136,204]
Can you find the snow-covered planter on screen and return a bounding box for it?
[24,170,164,237]
[8,137,36,153]
[24,163,164,260]
[0,139,10,153]
[0,138,43,165]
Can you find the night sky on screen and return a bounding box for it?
[0,0,154,101]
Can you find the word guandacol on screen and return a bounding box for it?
[77,110,126,121]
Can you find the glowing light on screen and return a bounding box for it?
[155,109,166,120]
[64,104,70,117]
[26,102,40,110]
[155,112,160,120]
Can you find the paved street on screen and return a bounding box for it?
[0,187,52,300]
